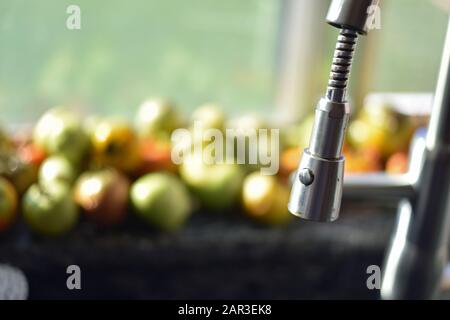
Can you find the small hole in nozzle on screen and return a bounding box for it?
[299,168,314,186]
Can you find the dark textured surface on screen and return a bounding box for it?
[0,201,397,299]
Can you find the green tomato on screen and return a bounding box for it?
[191,103,225,131]
[130,172,192,231]
[38,156,78,186]
[242,172,291,226]
[135,98,182,140]
[33,107,89,164]
[22,183,79,236]
[179,154,244,209]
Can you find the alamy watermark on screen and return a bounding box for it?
[66,5,81,30]
[66,265,81,290]
[366,265,381,290]
[365,4,381,31]
[171,121,280,175]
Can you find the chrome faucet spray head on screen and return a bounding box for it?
[288,0,377,222]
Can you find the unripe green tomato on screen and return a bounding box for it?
[179,153,244,209]
[135,98,182,140]
[33,107,89,164]
[22,183,79,236]
[38,156,78,186]
[130,172,192,231]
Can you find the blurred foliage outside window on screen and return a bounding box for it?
[0,0,280,123]
[0,0,449,124]
[372,0,449,93]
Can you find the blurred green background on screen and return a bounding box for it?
[0,0,448,123]
[0,0,280,122]
[373,0,449,91]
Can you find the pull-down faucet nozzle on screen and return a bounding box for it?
[288,0,377,222]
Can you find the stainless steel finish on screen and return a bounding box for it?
[326,0,378,35]
[289,149,344,222]
[289,0,450,299]
[288,0,372,222]
[309,99,350,158]
[326,29,358,102]
[344,174,415,201]
[298,168,314,186]
[343,128,427,202]
[381,16,450,300]
[288,97,349,221]
[288,97,350,221]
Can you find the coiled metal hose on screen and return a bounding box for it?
[326,28,358,102]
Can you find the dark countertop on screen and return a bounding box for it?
[0,201,397,299]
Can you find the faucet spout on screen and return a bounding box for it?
[381,15,450,300]
[288,0,375,222]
